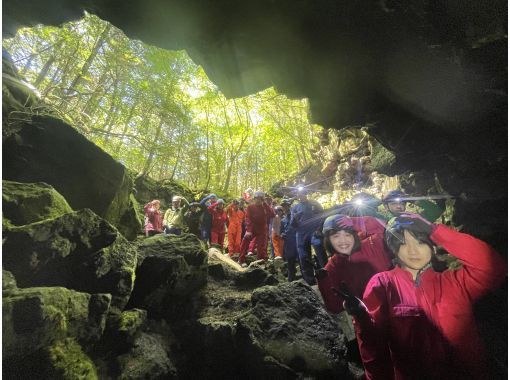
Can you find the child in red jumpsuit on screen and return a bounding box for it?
[346,213,506,379]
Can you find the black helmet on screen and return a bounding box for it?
[322,214,354,234]
[382,189,406,204]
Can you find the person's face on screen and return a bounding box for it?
[153,201,160,210]
[387,201,406,215]
[217,203,224,210]
[397,230,433,276]
[254,196,263,204]
[297,192,307,201]
[282,204,290,213]
[329,230,355,255]
[172,200,181,208]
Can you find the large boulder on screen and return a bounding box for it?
[133,174,195,210]
[3,208,137,314]
[3,180,73,226]
[127,233,208,317]
[3,107,142,239]
[3,286,111,359]
[4,338,100,380]
[116,332,177,380]
[237,281,348,377]
[179,272,349,379]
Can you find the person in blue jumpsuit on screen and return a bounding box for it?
[290,188,327,285]
[199,193,217,243]
[281,199,298,281]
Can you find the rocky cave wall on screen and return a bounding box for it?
[3,0,507,251]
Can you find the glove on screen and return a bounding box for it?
[314,268,328,280]
[244,232,253,238]
[332,282,367,317]
[396,213,434,236]
[281,232,287,239]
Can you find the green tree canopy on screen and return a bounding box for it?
[4,13,323,196]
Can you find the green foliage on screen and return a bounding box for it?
[4,14,322,195]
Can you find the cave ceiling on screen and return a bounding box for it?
[3,0,507,176]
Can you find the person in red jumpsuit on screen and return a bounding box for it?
[317,214,393,314]
[345,213,506,380]
[144,199,163,237]
[238,191,273,267]
[225,199,245,257]
[207,199,227,249]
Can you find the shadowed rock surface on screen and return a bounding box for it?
[127,233,208,317]
[3,104,142,240]
[3,209,137,314]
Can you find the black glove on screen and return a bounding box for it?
[314,268,328,280]
[280,232,287,239]
[396,213,434,236]
[332,282,367,317]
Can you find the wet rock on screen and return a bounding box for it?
[3,209,137,314]
[128,233,208,317]
[3,286,110,359]
[2,180,73,226]
[116,332,177,380]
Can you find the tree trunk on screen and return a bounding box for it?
[67,23,111,93]
[140,117,164,176]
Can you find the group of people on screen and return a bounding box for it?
[144,187,505,378]
[315,190,505,379]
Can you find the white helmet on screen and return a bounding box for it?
[254,191,265,198]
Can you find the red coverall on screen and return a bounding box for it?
[226,204,245,256]
[355,224,507,379]
[248,203,275,253]
[317,215,393,314]
[239,203,272,263]
[208,202,227,247]
[144,202,163,234]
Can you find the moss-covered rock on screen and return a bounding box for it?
[128,233,207,317]
[106,308,148,347]
[116,332,177,380]
[2,108,140,240]
[133,174,195,211]
[3,269,17,295]
[3,180,73,226]
[3,286,110,359]
[4,338,99,380]
[3,208,137,314]
[236,281,348,377]
[47,338,99,380]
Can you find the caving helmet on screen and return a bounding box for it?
[322,214,354,234]
[382,189,406,204]
[254,191,265,198]
[322,214,360,255]
[216,199,225,205]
